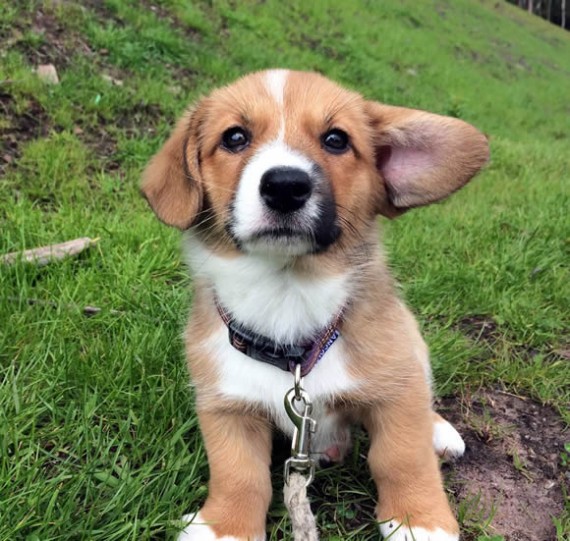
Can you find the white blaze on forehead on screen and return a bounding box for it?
[264,69,288,105]
[264,69,288,140]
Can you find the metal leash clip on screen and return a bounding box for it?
[284,363,317,487]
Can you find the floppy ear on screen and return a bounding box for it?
[365,102,490,218]
[141,107,203,229]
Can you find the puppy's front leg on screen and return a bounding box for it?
[178,411,271,541]
[364,386,459,541]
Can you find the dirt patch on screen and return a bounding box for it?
[440,389,568,540]
[14,8,94,70]
[268,390,568,539]
[0,91,51,176]
[77,123,120,174]
[2,3,168,173]
[456,314,500,344]
[115,101,163,136]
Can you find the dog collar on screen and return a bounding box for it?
[215,296,344,377]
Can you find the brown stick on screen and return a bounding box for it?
[1,237,98,266]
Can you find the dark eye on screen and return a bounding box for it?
[221,126,250,152]
[322,129,350,154]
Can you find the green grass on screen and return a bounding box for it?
[1,0,569,539]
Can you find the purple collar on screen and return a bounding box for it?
[215,297,345,377]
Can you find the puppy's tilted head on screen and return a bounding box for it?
[142,69,489,256]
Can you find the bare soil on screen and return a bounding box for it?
[271,387,568,540]
[1,3,167,175]
[0,92,51,176]
[440,389,568,541]
[18,8,94,69]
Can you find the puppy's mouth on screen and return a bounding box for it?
[230,210,341,256]
[251,227,308,241]
[244,230,313,256]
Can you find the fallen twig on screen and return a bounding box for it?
[1,237,98,266]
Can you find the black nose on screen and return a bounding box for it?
[259,167,312,213]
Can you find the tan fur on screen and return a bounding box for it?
[141,109,203,229]
[198,411,272,539]
[142,70,490,538]
[364,398,459,533]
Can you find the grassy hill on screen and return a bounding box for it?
[1,1,569,539]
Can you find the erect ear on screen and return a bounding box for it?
[141,105,204,229]
[365,102,490,218]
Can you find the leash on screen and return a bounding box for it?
[283,473,319,541]
[283,364,320,540]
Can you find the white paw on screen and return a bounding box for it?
[433,419,465,459]
[380,520,458,540]
[178,512,261,541]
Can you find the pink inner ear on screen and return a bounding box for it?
[376,145,436,204]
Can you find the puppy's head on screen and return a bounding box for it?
[142,70,489,256]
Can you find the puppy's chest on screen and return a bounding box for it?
[209,326,357,436]
[187,236,359,430]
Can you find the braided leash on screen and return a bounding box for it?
[283,472,319,541]
[283,364,320,540]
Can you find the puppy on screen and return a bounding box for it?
[141,69,489,541]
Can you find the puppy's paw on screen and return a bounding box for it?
[177,512,265,541]
[380,520,459,540]
[433,418,465,460]
[177,513,224,541]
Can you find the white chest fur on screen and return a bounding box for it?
[184,233,351,343]
[184,233,359,432]
[203,325,357,435]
